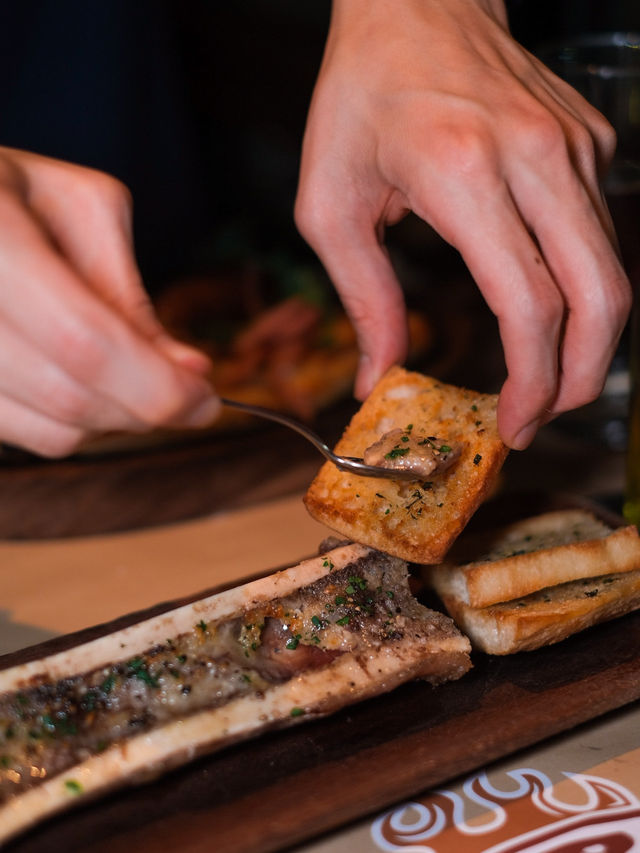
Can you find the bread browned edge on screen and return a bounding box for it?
[427,512,640,608]
[441,569,640,654]
[303,366,509,563]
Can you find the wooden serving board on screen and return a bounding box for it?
[3,586,640,850]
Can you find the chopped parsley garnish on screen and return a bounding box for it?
[64,779,83,795]
[385,445,410,459]
[41,714,57,734]
[322,557,334,570]
[195,619,208,633]
[286,634,301,650]
[81,691,97,712]
[439,444,452,453]
[335,595,346,605]
[100,674,116,694]
[290,707,305,717]
[311,615,322,628]
[126,657,159,688]
[336,615,350,626]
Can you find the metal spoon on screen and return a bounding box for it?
[220,398,419,481]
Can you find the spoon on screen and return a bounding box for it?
[220,398,419,481]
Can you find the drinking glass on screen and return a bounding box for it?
[537,33,640,523]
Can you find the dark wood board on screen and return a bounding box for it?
[3,528,640,852]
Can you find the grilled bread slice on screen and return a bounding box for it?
[304,367,508,563]
[426,509,640,608]
[439,569,640,655]
[424,508,640,654]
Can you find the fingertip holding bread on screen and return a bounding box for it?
[424,509,640,654]
[304,367,509,564]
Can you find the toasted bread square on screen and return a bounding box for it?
[304,367,508,563]
[426,509,640,608]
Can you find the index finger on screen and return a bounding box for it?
[297,213,409,399]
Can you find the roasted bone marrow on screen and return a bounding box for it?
[0,543,471,844]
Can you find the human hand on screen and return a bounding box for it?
[0,147,219,457]
[295,0,632,449]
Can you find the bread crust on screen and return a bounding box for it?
[442,569,640,654]
[304,367,508,563]
[428,510,640,607]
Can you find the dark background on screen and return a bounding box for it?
[0,0,637,291]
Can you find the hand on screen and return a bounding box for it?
[0,147,219,457]
[295,0,632,449]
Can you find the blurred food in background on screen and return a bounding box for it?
[154,253,433,429]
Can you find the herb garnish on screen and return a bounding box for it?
[100,674,116,694]
[126,657,159,688]
[385,445,410,459]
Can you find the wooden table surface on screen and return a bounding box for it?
[0,414,637,852]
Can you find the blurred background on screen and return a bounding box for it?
[0,0,637,536]
[0,0,636,394]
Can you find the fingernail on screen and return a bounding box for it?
[159,336,212,375]
[354,355,374,401]
[511,418,541,451]
[184,396,221,428]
